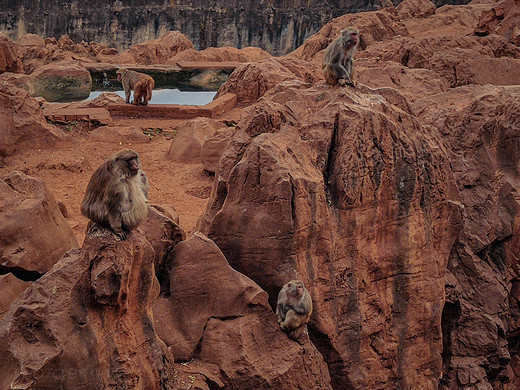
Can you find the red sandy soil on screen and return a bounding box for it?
[0,106,244,245]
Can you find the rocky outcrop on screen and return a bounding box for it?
[0,82,67,156]
[198,80,461,389]
[0,227,179,389]
[413,84,520,390]
[119,31,194,65]
[154,232,332,389]
[0,171,79,318]
[475,0,520,45]
[167,46,272,64]
[25,60,92,102]
[216,57,320,103]
[166,118,227,163]
[0,33,23,74]
[16,33,118,74]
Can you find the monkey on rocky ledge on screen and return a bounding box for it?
[276,279,313,340]
[322,27,360,87]
[81,149,149,240]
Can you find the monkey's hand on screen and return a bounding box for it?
[338,78,347,87]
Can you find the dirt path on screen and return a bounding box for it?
[0,108,243,244]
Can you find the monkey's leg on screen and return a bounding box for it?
[107,212,126,240]
[124,87,131,103]
[281,310,304,331]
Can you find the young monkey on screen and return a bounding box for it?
[322,27,360,87]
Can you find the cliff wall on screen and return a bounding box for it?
[0,0,468,55]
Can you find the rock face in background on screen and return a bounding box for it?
[0,0,469,56]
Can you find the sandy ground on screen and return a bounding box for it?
[0,106,243,245]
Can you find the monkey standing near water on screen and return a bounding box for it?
[116,68,155,105]
[276,280,313,340]
[81,149,149,240]
[322,27,360,87]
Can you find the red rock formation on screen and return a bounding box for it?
[167,46,272,64]
[0,82,67,156]
[119,31,194,65]
[475,0,520,45]
[198,81,462,389]
[154,232,332,389]
[413,84,520,389]
[0,33,23,74]
[0,171,79,273]
[26,60,92,101]
[166,118,227,163]
[216,57,320,103]
[0,227,179,389]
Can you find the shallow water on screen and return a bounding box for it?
[87,89,217,106]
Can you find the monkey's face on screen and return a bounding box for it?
[342,28,359,46]
[288,281,305,298]
[116,69,127,82]
[126,157,140,176]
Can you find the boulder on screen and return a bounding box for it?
[88,125,151,143]
[396,0,437,19]
[475,0,520,45]
[167,46,272,64]
[0,275,31,320]
[154,232,332,389]
[0,82,66,156]
[201,127,236,174]
[166,118,226,163]
[216,57,320,103]
[0,171,79,274]
[0,33,23,74]
[0,228,179,389]
[27,60,92,102]
[119,31,194,65]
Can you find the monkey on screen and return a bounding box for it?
[81,149,149,240]
[116,68,155,105]
[276,280,313,340]
[322,27,359,87]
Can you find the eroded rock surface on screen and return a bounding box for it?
[0,83,67,156]
[0,227,178,390]
[154,232,332,389]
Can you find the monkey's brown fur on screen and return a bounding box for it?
[276,280,313,340]
[81,149,148,240]
[116,68,155,105]
[322,27,359,87]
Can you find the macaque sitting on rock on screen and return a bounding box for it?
[276,279,313,341]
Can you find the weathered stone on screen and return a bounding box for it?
[119,31,194,65]
[166,118,226,163]
[154,232,332,389]
[199,82,461,389]
[27,60,92,102]
[0,83,67,156]
[0,171,79,274]
[201,127,236,174]
[413,84,520,390]
[0,33,23,74]
[0,228,178,389]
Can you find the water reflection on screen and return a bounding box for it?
[87,89,217,106]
